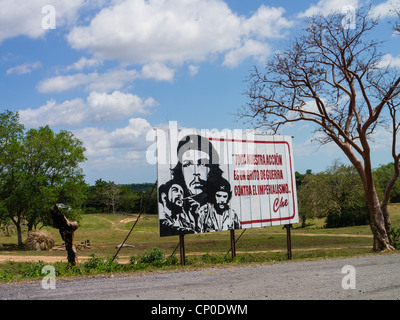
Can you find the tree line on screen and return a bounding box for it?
[84,180,157,215]
[297,161,400,229]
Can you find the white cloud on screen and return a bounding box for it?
[242,5,293,38]
[74,116,154,184]
[19,90,158,127]
[188,64,199,77]
[37,73,97,93]
[299,0,400,21]
[65,57,103,71]
[0,0,85,43]
[37,68,139,93]
[222,39,270,68]
[140,63,175,82]
[293,132,340,158]
[370,0,400,19]
[377,53,400,68]
[86,69,139,92]
[37,61,179,93]
[73,117,152,158]
[67,0,293,68]
[298,0,359,18]
[6,61,42,75]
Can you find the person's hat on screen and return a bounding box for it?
[177,134,219,165]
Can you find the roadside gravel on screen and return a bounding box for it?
[1,253,400,300]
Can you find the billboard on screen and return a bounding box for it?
[156,127,298,237]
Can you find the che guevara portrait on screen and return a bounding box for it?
[157,134,241,237]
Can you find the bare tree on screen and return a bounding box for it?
[241,8,400,251]
[104,181,121,214]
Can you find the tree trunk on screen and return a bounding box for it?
[367,186,394,252]
[11,215,23,246]
[16,224,22,246]
[50,204,79,265]
[349,150,394,252]
[63,225,78,265]
[381,203,392,244]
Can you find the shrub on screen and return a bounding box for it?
[83,253,104,270]
[128,255,137,265]
[83,253,122,272]
[299,162,370,228]
[325,204,370,228]
[21,261,46,278]
[390,227,400,249]
[165,255,178,266]
[0,269,14,281]
[201,253,215,263]
[200,253,226,264]
[137,247,165,266]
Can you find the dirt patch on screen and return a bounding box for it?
[0,254,132,264]
[0,255,73,263]
[97,216,137,231]
[120,218,136,224]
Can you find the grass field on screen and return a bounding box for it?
[2,203,400,268]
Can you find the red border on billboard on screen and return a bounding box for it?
[207,137,296,225]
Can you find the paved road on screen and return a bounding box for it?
[1,254,400,300]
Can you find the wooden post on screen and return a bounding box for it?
[230,229,236,259]
[179,234,185,266]
[50,204,79,265]
[285,224,292,260]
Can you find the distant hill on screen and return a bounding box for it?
[120,183,155,193]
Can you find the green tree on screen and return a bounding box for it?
[298,172,330,227]
[85,180,138,214]
[0,111,25,244]
[0,110,24,173]
[299,162,368,228]
[0,111,87,245]
[118,185,139,213]
[295,169,312,189]
[142,187,158,214]
[85,179,109,213]
[374,163,400,203]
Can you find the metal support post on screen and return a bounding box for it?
[179,234,185,266]
[285,224,292,260]
[230,229,236,259]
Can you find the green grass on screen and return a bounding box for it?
[1,204,400,282]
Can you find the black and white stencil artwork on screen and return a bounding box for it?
[156,128,298,237]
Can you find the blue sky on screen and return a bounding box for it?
[1,0,399,185]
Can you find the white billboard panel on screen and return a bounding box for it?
[156,128,298,237]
